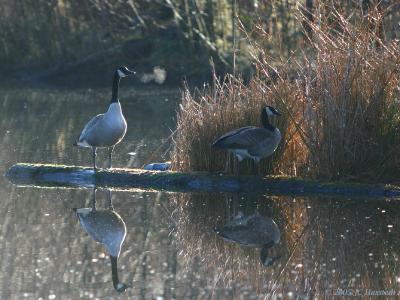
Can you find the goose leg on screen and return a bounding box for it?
[91,187,97,211]
[253,158,262,176]
[224,152,234,174]
[107,189,114,210]
[92,147,97,171]
[108,146,115,168]
[223,154,230,174]
[252,160,258,175]
[234,156,241,176]
[256,161,262,176]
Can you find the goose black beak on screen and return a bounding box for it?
[126,69,136,76]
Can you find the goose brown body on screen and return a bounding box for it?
[215,212,281,266]
[212,106,282,174]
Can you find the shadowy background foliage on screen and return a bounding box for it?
[1,0,397,86]
[1,0,399,181]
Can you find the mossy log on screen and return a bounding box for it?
[5,163,400,198]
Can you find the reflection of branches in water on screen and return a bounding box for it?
[266,222,311,299]
[128,192,160,295]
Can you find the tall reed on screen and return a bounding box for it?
[171,7,400,181]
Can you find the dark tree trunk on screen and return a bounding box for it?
[302,0,314,40]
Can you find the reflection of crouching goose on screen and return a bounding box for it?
[214,212,281,266]
[74,190,129,292]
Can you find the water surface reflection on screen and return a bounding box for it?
[168,193,400,299]
[0,88,399,299]
[215,211,281,267]
[74,189,129,292]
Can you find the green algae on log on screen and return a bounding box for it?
[5,163,400,198]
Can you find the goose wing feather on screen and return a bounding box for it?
[217,215,280,246]
[213,127,274,150]
[217,223,269,246]
[79,114,104,141]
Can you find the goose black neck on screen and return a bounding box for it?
[111,73,120,103]
[261,111,275,131]
[263,240,275,250]
[110,255,121,291]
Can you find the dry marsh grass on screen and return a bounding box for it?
[171,8,400,181]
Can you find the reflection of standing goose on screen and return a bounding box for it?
[74,190,129,292]
[215,212,281,266]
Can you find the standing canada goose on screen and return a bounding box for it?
[74,189,129,292]
[214,212,281,267]
[74,66,135,170]
[212,106,282,175]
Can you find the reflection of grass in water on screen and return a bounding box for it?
[168,193,400,298]
[273,197,400,298]
[168,193,294,297]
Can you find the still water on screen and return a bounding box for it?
[0,88,399,299]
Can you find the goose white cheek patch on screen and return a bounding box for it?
[266,107,274,116]
[117,283,125,289]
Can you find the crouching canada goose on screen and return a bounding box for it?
[212,106,282,175]
[74,66,135,170]
[74,189,129,292]
[214,212,281,267]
